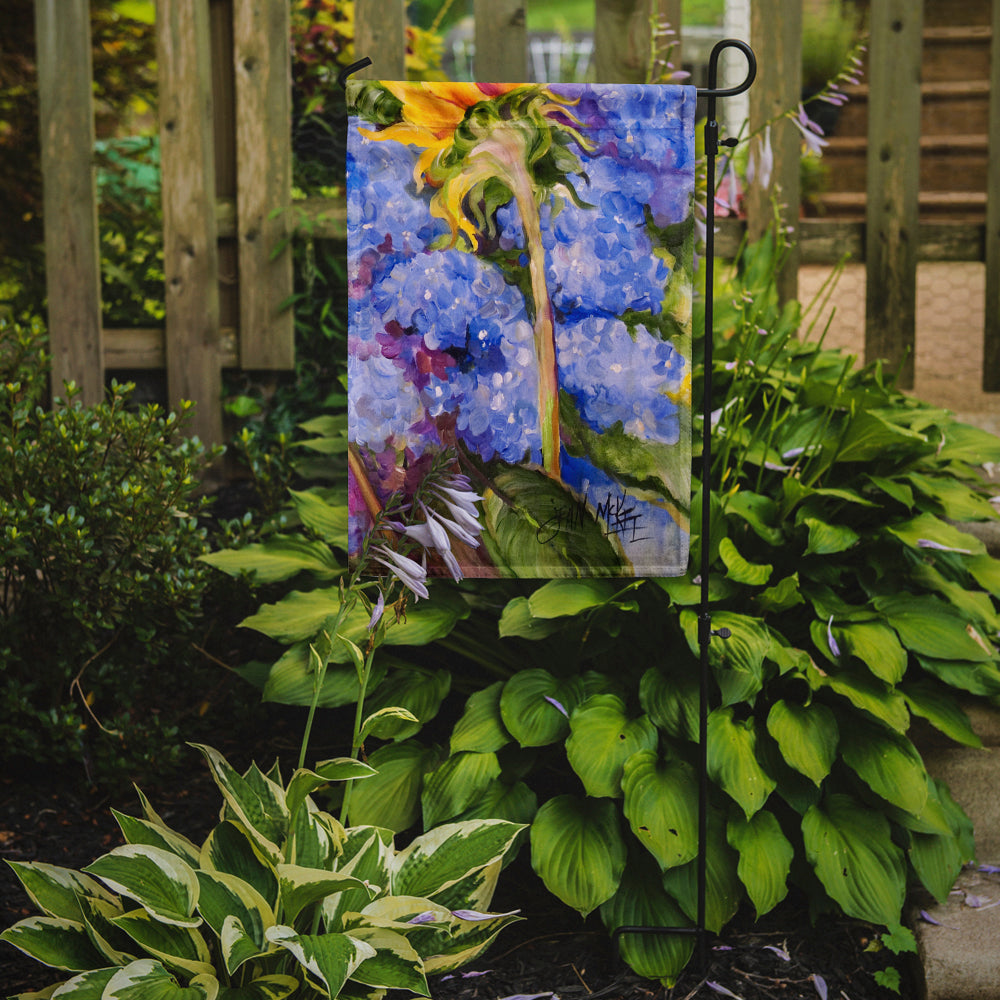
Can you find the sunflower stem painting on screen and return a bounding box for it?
[347,81,696,578]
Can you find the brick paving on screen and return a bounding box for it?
[797,262,1000,434]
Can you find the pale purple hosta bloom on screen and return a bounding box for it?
[407,911,438,925]
[371,544,430,600]
[544,695,569,718]
[811,974,828,1000]
[792,104,829,156]
[917,538,973,555]
[399,511,464,582]
[746,125,774,191]
[763,944,791,962]
[451,908,521,921]
[707,982,742,999]
[367,590,385,631]
[827,615,841,657]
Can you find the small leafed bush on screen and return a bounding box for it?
[0,317,217,781]
[1,744,523,998]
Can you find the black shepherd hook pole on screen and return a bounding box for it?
[694,39,755,970]
[612,39,755,979]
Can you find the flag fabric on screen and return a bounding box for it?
[347,81,696,578]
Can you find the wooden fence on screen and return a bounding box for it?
[33,0,1000,444]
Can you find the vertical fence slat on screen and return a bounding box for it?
[984,0,1000,390]
[594,0,663,83]
[865,0,923,390]
[747,0,801,304]
[34,0,103,405]
[355,0,406,80]
[474,0,526,81]
[234,0,294,369]
[158,0,222,445]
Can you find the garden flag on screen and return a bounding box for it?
[347,81,696,578]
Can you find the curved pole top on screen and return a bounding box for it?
[338,57,373,90]
[696,39,756,99]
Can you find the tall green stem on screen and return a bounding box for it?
[339,647,375,827]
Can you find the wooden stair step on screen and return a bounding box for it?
[824,134,988,154]
[816,191,987,220]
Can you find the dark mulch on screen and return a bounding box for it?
[0,742,918,999]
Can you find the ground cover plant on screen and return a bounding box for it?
[202,227,1000,986]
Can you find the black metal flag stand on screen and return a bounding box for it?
[612,38,756,974]
[340,39,758,977]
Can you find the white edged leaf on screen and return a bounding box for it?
[83,846,200,927]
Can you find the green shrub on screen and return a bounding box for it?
[210,231,1000,984]
[1,743,524,998]
[0,317,219,782]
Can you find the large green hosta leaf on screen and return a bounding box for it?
[833,621,907,684]
[801,794,906,926]
[566,695,657,798]
[885,511,986,557]
[450,681,511,754]
[25,966,117,998]
[680,610,771,706]
[765,700,838,786]
[621,751,698,871]
[600,852,694,986]
[527,578,635,618]
[499,669,585,747]
[347,741,440,832]
[530,796,627,916]
[421,751,502,829]
[901,679,982,748]
[639,664,699,742]
[661,807,742,934]
[873,594,996,662]
[199,536,343,584]
[481,463,625,577]
[718,537,772,585]
[840,719,928,816]
[243,587,468,647]
[727,810,793,918]
[707,708,775,818]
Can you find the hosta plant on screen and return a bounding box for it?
[345,233,1000,982]
[1,743,523,999]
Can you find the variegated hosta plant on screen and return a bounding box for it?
[1,744,523,1000]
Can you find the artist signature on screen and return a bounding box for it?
[536,490,650,545]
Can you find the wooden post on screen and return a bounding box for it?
[355,0,406,80]
[34,0,103,405]
[984,0,1000,391]
[234,0,294,369]
[594,0,673,84]
[158,0,223,445]
[864,0,923,390]
[746,0,801,305]
[475,0,526,81]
